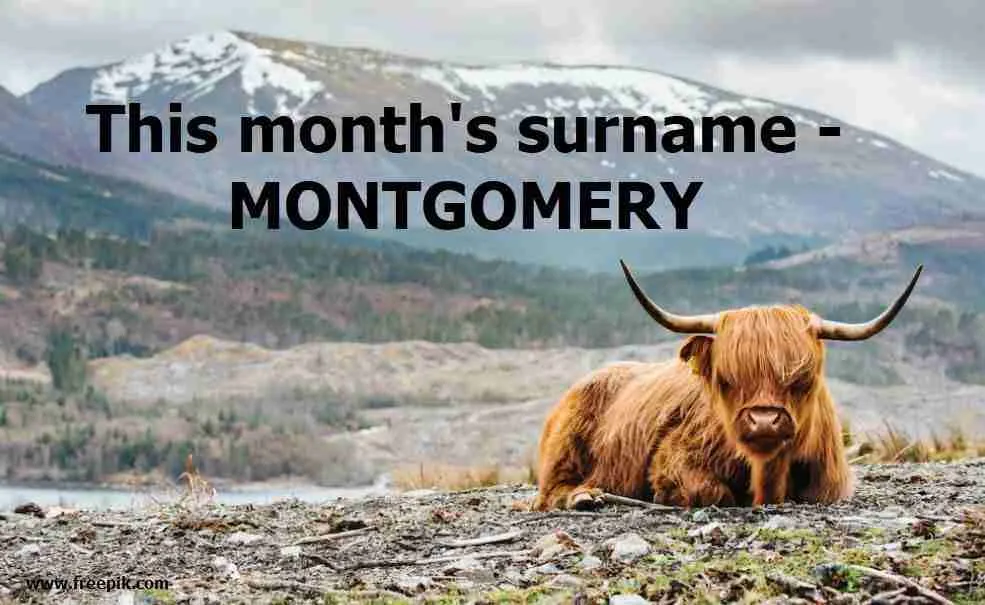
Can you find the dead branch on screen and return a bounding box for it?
[344,548,529,571]
[244,577,403,600]
[436,529,525,547]
[290,526,375,546]
[516,511,625,523]
[836,564,954,605]
[863,587,908,604]
[766,572,825,602]
[601,492,679,511]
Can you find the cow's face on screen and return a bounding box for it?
[680,306,824,459]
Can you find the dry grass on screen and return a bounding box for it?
[391,461,536,492]
[850,420,985,464]
[391,420,985,493]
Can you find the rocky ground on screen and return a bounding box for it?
[2,461,985,604]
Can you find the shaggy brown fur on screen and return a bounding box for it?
[533,305,853,510]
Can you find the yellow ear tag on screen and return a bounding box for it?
[687,356,702,376]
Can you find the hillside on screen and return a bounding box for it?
[17,30,985,270]
[0,146,222,238]
[0,87,83,168]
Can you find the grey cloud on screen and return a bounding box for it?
[607,0,983,64]
[2,0,982,90]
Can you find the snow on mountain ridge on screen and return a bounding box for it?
[89,30,790,121]
[390,61,783,120]
[90,31,326,115]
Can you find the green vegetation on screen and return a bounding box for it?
[0,378,381,485]
[2,223,982,386]
[44,325,88,393]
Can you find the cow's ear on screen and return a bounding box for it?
[679,335,714,380]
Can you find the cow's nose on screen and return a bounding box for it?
[747,407,784,431]
[739,405,795,442]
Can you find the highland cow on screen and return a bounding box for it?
[533,261,923,510]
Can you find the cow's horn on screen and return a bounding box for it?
[817,265,923,341]
[620,259,719,334]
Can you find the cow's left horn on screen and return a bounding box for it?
[817,265,923,341]
[620,259,719,334]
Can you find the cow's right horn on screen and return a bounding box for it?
[816,265,923,341]
[620,260,719,334]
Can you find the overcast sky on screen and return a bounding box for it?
[2,0,984,176]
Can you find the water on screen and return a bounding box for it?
[0,482,389,511]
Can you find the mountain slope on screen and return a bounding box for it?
[0,85,85,168]
[0,145,222,237]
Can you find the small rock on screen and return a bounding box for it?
[578,555,603,571]
[212,556,240,581]
[610,595,650,605]
[13,503,44,518]
[548,574,584,589]
[533,529,580,561]
[689,522,727,545]
[224,531,263,546]
[441,557,494,581]
[44,506,78,519]
[525,563,563,578]
[604,532,651,563]
[279,545,302,559]
[762,515,798,530]
[691,509,712,523]
[393,575,432,594]
[16,543,40,557]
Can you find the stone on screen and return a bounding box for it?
[393,575,433,594]
[441,557,494,581]
[224,531,264,546]
[548,574,584,589]
[603,533,651,563]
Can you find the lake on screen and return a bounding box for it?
[0,482,389,511]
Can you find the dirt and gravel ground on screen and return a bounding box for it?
[2,460,984,604]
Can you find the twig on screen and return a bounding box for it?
[244,577,403,600]
[291,526,374,546]
[863,587,908,604]
[300,552,340,570]
[436,529,525,547]
[516,511,624,523]
[601,492,679,511]
[245,578,329,596]
[837,564,954,605]
[345,548,529,570]
[766,572,825,602]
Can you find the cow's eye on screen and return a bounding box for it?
[789,376,814,397]
[717,376,732,394]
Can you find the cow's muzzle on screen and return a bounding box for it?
[736,405,795,454]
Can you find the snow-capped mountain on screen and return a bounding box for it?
[17,31,985,249]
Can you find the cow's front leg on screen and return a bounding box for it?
[650,463,736,508]
[787,458,854,504]
[750,454,791,506]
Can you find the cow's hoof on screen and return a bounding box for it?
[568,488,604,511]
